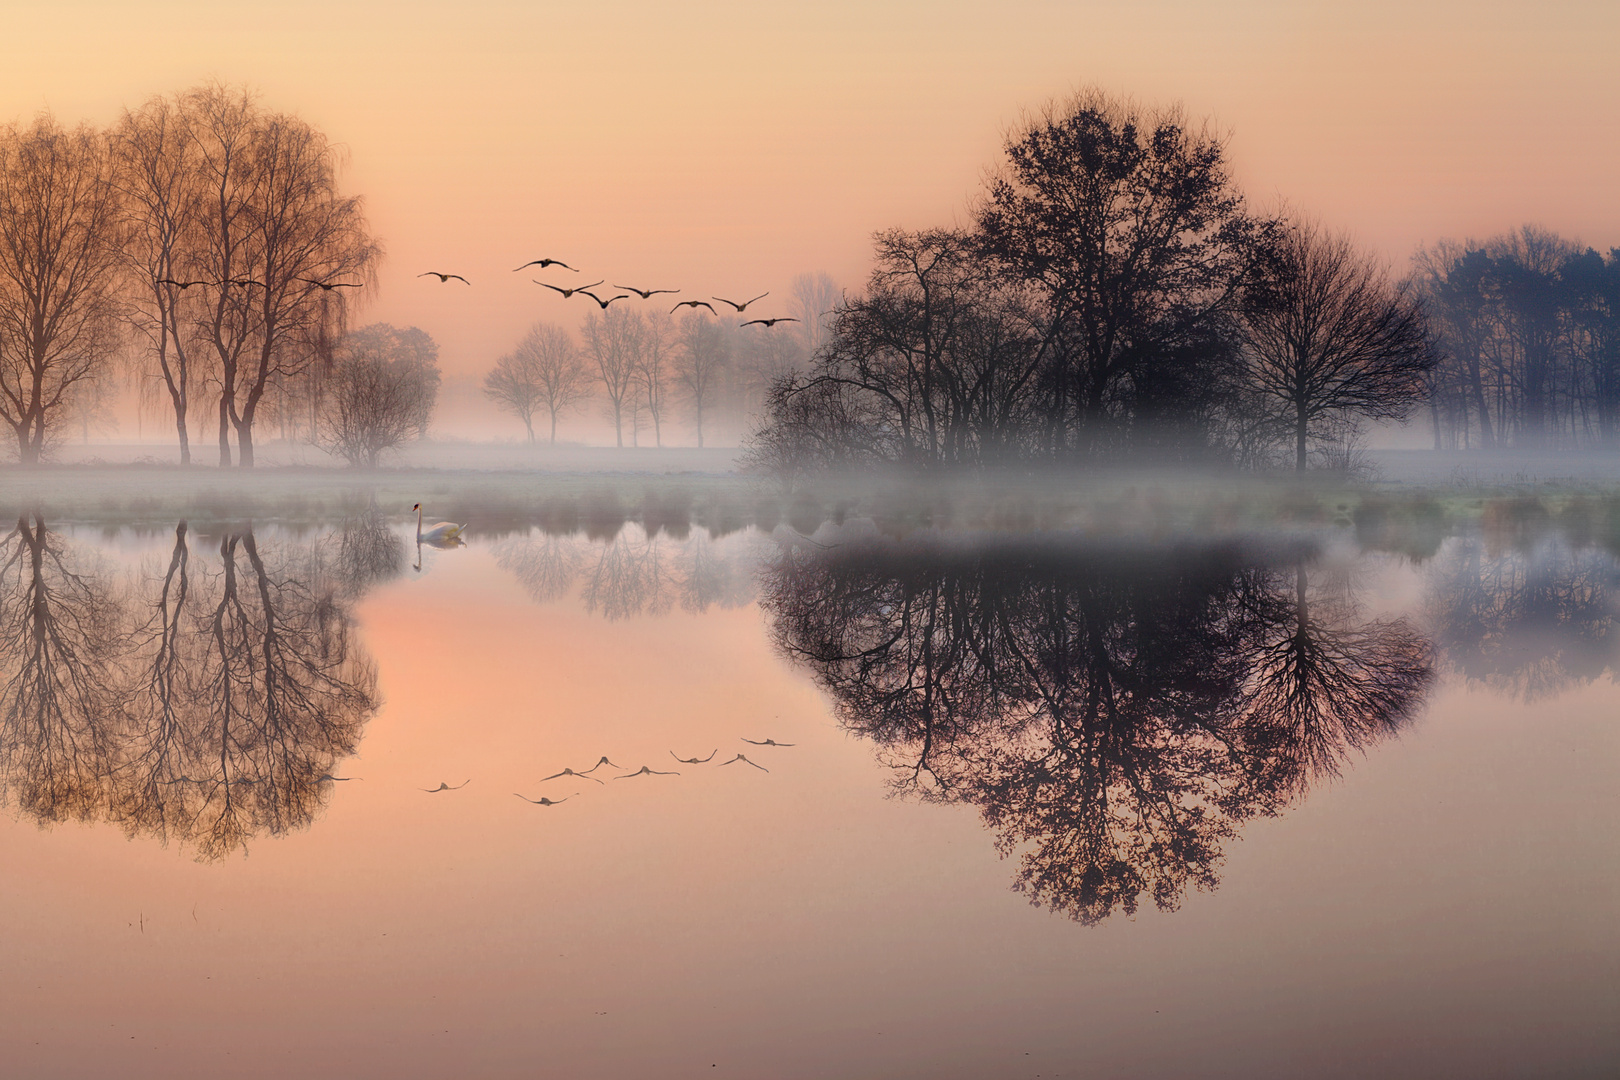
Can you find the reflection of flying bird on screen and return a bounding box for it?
[670,300,716,315]
[718,754,768,772]
[670,749,717,764]
[318,774,362,782]
[422,780,471,792]
[741,738,795,747]
[578,757,621,775]
[740,318,798,329]
[713,292,768,312]
[540,767,603,785]
[514,793,569,806]
[298,277,363,291]
[617,765,680,778]
[580,290,629,309]
[535,279,603,299]
[615,284,679,299]
[413,503,467,543]
[418,271,470,284]
[513,258,576,272]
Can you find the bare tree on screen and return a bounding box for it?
[583,307,641,447]
[1244,219,1437,470]
[113,94,207,464]
[639,310,673,447]
[484,322,589,444]
[182,83,381,467]
[0,115,124,464]
[788,270,840,358]
[315,323,439,467]
[674,312,729,447]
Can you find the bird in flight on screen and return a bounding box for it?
[670,300,717,315]
[581,290,629,309]
[670,749,717,765]
[298,277,363,291]
[418,271,470,284]
[226,278,264,289]
[578,757,621,775]
[513,258,576,272]
[539,767,604,785]
[714,292,768,312]
[741,738,795,747]
[536,279,603,299]
[617,765,680,778]
[157,278,211,290]
[422,780,472,792]
[740,318,799,329]
[514,793,569,806]
[615,284,679,299]
[718,754,768,772]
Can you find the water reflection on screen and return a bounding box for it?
[761,534,1432,924]
[0,516,379,860]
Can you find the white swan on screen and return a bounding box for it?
[414,503,467,543]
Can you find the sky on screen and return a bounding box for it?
[4,0,1617,384]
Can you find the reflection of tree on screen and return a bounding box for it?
[0,519,380,860]
[582,527,672,619]
[493,530,586,603]
[325,497,405,598]
[676,530,754,613]
[763,538,1431,924]
[0,516,123,823]
[1426,536,1619,700]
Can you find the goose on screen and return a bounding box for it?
[713,292,768,312]
[740,318,798,329]
[413,503,467,543]
[670,299,717,315]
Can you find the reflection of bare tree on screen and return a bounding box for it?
[1426,537,1619,700]
[583,527,672,619]
[676,530,754,613]
[0,516,123,823]
[763,538,1431,924]
[493,530,586,603]
[324,497,405,598]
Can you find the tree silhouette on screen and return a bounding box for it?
[484,322,589,445]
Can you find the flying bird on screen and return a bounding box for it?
[578,757,621,775]
[536,279,604,299]
[298,277,363,291]
[615,284,679,299]
[740,318,799,329]
[718,754,768,772]
[418,271,470,284]
[616,765,680,778]
[514,793,569,806]
[422,780,471,792]
[226,278,265,289]
[670,749,717,765]
[741,738,795,747]
[157,278,211,290]
[513,258,576,272]
[670,300,717,315]
[540,767,604,785]
[713,292,768,312]
[580,290,630,309]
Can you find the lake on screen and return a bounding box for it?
[0,480,1615,1078]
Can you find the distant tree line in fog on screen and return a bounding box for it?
[0,81,1614,469]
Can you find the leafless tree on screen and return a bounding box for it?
[484,321,589,444]
[674,312,729,447]
[638,311,673,447]
[789,270,840,358]
[1243,219,1437,470]
[583,306,642,447]
[0,115,125,464]
[315,323,440,467]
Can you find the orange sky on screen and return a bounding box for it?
[4,0,1616,380]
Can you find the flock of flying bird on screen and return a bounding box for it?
[419,256,802,328]
[159,256,801,328]
[401,737,797,807]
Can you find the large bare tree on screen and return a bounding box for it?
[583,307,642,447]
[0,115,124,464]
[484,321,589,444]
[674,312,729,447]
[638,310,673,447]
[1243,219,1436,470]
[315,323,439,467]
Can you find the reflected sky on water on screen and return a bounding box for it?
[0,504,1615,1078]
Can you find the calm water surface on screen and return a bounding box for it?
[0,504,1615,1078]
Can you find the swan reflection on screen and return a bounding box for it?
[761,534,1432,924]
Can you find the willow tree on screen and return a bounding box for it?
[0,115,124,465]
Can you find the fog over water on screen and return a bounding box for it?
[0,478,1614,1078]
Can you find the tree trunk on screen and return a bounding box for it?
[218,396,232,466]
[1295,406,1309,471]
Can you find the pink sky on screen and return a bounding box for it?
[4,0,1616,381]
